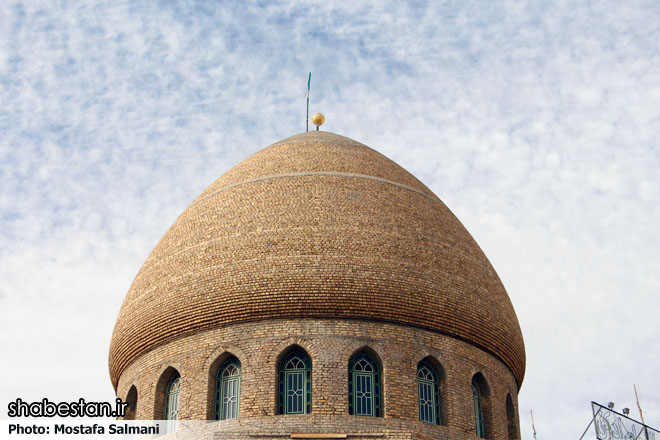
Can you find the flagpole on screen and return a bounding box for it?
[306,72,311,132]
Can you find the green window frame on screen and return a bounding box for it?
[164,373,180,422]
[417,362,441,425]
[348,353,381,417]
[278,350,312,414]
[215,358,241,420]
[472,380,485,438]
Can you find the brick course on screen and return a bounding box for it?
[116,319,520,439]
[109,132,525,389]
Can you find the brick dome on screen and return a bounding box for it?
[109,131,525,389]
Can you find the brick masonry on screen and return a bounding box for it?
[109,131,526,439]
[116,319,520,440]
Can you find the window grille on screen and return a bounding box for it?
[472,380,484,438]
[164,373,180,432]
[348,353,381,417]
[278,350,312,414]
[165,374,180,420]
[215,358,241,420]
[417,362,441,425]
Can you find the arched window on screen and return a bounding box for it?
[165,373,180,421]
[278,350,311,414]
[348,352,381,417]
[124,385,137,420]
[472,379,484,438]
[417,362,441,425]
[215,358,241,420]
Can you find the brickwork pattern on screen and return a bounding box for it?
[109,132,525,388]
[115,319,521,440]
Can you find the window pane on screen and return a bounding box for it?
[221,377,239,420]
[473,383,483,437]
[286,371,304,414]
[168,392,179,420]
[418,381,434,423]
[222,381,229,419]
[355,373,373,416]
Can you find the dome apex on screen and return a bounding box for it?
[109,131,525,388]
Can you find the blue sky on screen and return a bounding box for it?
[1,1,659,437]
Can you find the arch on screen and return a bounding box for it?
[417,359,441,425]
[272,338,319,364]
[506,393,518,440]
[348,349,382,417]
[205,348,247,419]
[205,345,249,375]
[412,351,448,425]
[215,357,241,420]
[277,346,312,415]
[123,385,137,420]
[471,373,491,439]
[153,367,181,420]
[165,373,181,421]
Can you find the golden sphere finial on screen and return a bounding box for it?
[312,113,325,130]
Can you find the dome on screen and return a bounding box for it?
[109,131,525,389]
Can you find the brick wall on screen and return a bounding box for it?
[115,319,520,440]
[109,132,525,390]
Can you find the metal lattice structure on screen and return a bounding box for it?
[590,402,659,440]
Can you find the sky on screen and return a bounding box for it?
[1,0,659,438]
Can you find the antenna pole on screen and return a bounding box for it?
[306,72,311,132]
[634,384,646,425]
[634,384,649,440]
